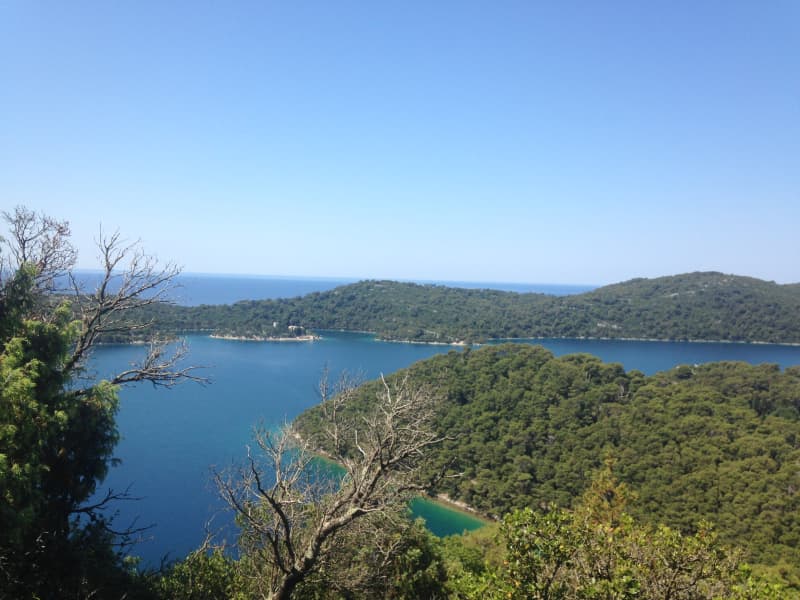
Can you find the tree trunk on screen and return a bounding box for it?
[271,570,304,600]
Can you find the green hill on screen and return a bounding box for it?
[295,344,800,584]
[143,271,800,343]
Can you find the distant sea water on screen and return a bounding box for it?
[173,274,356,305]
[70,270,596,306]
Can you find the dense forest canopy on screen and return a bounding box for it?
[295,344,800,586]
[134,272,800,344]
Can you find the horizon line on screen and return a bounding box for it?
[70,267,599,288]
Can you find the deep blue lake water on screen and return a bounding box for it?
[88,275,800,565]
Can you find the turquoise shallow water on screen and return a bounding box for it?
[409,498,486,537]
[91,332,800,565]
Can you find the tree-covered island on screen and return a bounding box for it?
[136,272,800,345]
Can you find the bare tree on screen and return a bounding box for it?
[66,228,204,389]
[0,205,76,292]
[0,206,204,390]
[215,373,445,600]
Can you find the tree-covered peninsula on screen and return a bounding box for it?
[295,344,800,587]
[141,272,800,344]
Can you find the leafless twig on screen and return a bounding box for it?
[216,373,445,600]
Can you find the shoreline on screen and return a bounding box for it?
[300,327,800,348]
[289,431,490,527]
[378,338,468,347]
[492,335,800,347]
[105,330,800,349]
[374,334,800,348]
[115,325,800,348]
[426,493,494,523]
[210,333,320,342]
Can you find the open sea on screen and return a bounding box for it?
[88,274,800,566]
[71,270,596,306]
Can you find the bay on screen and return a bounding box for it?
[408,498,487,537]
[94,333,452,566]
[93,330,800,566]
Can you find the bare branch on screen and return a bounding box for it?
[108,339,207,388]
[217,372,444,600]
[67,229,182,370]
[61,228,209,391]
[1,206,77,292]
[69,485,143,516]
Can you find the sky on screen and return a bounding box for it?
[1,2,798,285]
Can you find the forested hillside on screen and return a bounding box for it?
[139,271,800,344]
[295,344,800,585]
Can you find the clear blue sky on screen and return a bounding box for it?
[1,1,798,285]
